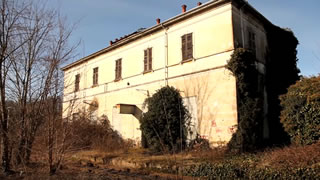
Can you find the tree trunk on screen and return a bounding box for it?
[1,123,10,172]
[25,132,36,164]
[48,116,54,175]
[16,134,26,165]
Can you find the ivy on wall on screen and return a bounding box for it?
[226,48,264,153]
[227,25,300,151]
[265,26,300,145]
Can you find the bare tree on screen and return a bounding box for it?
[0,0,78,173]
[0,0,31,173]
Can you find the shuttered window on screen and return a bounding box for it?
[75,74,80,92]
[144,48,152,72]
[93,67,98,86]
[182,33,193,61]
[248,31,256,56]
[115,59,122,81]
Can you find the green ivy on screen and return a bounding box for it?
[226,48,264,153]
[265,26,300,145]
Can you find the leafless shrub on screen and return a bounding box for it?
[260,141,320,169]
[69,111,130,153]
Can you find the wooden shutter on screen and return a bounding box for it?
[144,50,148,71]
[93,67,98,85]
[144,48,152,72]
[181,35,186,60]
[115,60,118,79]
[187,33,193,59]
[75,74,80,91]
[96,68,98,84]
[148,48,152,70]
[119,59,122,79]
[248,31,256,56]
[115,59,121,80]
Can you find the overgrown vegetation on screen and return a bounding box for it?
[0,0,78,173]
[226,48,263,152]
[182,142,320,179]
[67,111,130,152]
[140,86,191,153]
[226,26,300,151]
[280,76,320,145]
[29,110,130,175]
[265,26,300,145]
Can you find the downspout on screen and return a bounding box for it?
[160,23,169,86]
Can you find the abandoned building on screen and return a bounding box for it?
[62,0,276,145]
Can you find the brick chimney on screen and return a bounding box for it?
[182,5,187,13]
[109,41,113,46]
[156,18,160,25]
[197,2,202,6]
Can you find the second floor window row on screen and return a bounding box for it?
[75,33,194,88]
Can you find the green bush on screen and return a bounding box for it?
[280,76,320,145]
[226,48,263,152]
[140,86,191,152]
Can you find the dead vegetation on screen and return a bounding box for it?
[260,141,320,169]
[1,135,319,179]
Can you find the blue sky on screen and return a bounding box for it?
[50,0,320,76]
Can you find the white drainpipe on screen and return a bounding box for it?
[161,23,169,86]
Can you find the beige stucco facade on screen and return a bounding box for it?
[62,0,270,145]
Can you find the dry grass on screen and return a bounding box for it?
[188,146,227,163]
[260,141,320,169]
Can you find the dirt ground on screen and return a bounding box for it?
[0,147,206,180]
[0,150,195,180]
[0,165,190,180]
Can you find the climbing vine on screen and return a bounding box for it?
[265,26,300,145]
[226,48,264,153]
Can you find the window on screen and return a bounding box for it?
[181,33,193,61]
[115,59,122,81]
[248,31,256,56]
[93,67,98,86]
[75,74,80,92]
[144,48,152,72]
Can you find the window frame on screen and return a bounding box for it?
[248,30,256,56]
[181,33,193,62]
[115,58,122,81]
[92,67,98,86]
[75,74,80,92]
[143,48,152,73]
